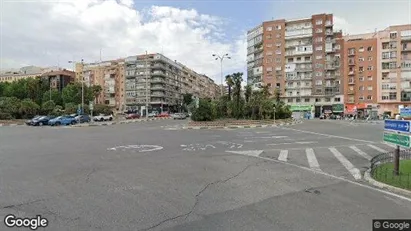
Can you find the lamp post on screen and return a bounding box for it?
[68,59,84,114]
[212,53,231,97]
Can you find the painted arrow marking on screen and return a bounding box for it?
[108,145,163,152]
[226,150,264,157]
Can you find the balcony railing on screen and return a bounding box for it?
[326,65,338,70]
[348,51,355,56]
[347,90,355,94]
[348,81,355,85]
[348,71,355,75]
[151,78,165,83]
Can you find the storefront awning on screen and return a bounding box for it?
[332,104,344,113]
[289,105,312,112]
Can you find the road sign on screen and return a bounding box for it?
[383,132,411,148]
[384,119,411,133]
[89,102,94,111]
[400,108,411,117]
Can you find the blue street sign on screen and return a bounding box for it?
[384,119,411,133]
[400,108,411,117]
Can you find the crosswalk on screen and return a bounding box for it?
[261,143,393,181]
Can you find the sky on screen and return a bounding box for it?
[1,0,411,83]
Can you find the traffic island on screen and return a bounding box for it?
[184,119,300,130]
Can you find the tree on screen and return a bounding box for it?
[41,100,56,115]
[0,97,21,118]
[62,83,94,106]
[191,99,215,121]
[64,103,77,114]
[93,104,113,115]
[42,89,62,106]
[225,75,234,101]
[91,85,102,103]
[19,98,40,119]
[244,85,252,103]
[231,72,243,119]
[183,93,193,106]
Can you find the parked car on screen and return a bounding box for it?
[75,114,91,123]
[156,112,170,118]
[26,115,42,126]
[125,113,140,119]
[48,116,77,126]
[31,116,55,126]
[172,113,187,120]
[147,112,157,118]
[93,114,113,122]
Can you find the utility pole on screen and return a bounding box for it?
[145,51,149,120]
[212,53,231,97]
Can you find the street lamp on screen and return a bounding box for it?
[68,59,84,114]
[212,53,231,96]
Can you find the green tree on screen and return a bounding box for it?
[225,75,234,101]
[93,104,113,115]
[191,99,215,121]
[51,105,64,116]
[0,97,21,118]
[19,98,40,119]
[183,93,193,106]
[244,84,252,103]
[41,100,56,115]
[64,103,77,114]
[42,89,62,106]
[231,72,243,119]
[90,85,102,102]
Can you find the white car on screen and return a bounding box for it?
[93,114,113,122]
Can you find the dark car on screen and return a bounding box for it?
[126,113,140,119]
[31,116,55,126]
[75,115,91,123]
[26,115,42,125]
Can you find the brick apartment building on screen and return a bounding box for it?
[247,14,344,118]
[342,25,411,117]
[41,69,75,93]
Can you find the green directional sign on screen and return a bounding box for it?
[383,132,411,148]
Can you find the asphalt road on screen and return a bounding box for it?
[0,119,410,231]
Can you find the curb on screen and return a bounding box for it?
[352,120,383,124]
[364,169,411,198]
[71,117,172,127]
[183,120,302,130]
[0,124,24,127]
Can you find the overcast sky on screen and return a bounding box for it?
[1,0,410,82]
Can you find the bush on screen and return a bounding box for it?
[0,113,13,120]
[191,99,215,121]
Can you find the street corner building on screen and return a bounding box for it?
[247,13,411,118]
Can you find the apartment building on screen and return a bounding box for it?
[40,69,75,93]
[341,25,411,117]
[342,34,378,117]
[124,53,220,112]
[247,14,344,117]
[0,66,60,83]
[377,25,411,115]
[76,59,125,111]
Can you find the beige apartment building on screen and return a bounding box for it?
[124,53,220,112]
[75,59,125,111]
[248,14,344,117]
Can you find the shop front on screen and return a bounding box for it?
[332,104,344,116]
[289,105,313,119]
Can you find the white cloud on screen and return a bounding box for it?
[0,0,246,82]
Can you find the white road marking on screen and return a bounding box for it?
[296,141,318,144]
[252,155,411,203]
[329,147,362,180]
[267,142,293,146]
[305,148,322,172]
[281,127,375,143]
[349,146,372,160]
[278,150,288,162]
[382,142,398,149]
[226,150,264,157]
[367,144,387,153]
[108,145,163,152]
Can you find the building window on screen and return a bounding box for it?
[266,27,272,31]
[359,86,364,91]
[315,63,323,68]
[367,66,373,70]
[315,72,322,77]
[305,98,310,102]
[359,66,364,72]
[288,98,293,103]
[316,19,323,25]
[334,97,340,102]
[276,43,282,47]
[382,95,389,100]
[267,51,273,56]
[276,34,281,38]
[359,96,364,100]
[296,98,301,102]
[367,46,373,51]
[359,77,364,81]
[266,44,273,47]
[366,95,372,100]
[359,47,364,52]
[315,28,323,33]
[389,92,397,100]
[276,58,281,63]
[315,37,323,43]
[315,80,322,85]
[359,57,364,62]
[316,46,323,51]
[266,35,272,39]
[315,98,321,102]
[325,98,331,102]
[266,58,272,63]
[368,56,372,61]
[367,76,373,81]
[367,86,373,90]
[316,55,323,60]
[276,50,281,54]
[276,25,282,30]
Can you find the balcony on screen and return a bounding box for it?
[325,31,333,36]
[295,67,313,72]
[325,21,333,27]
[402,46,411,52]
[325,65,338,70]
[151,78,165,83]
[152,63,166,70]
[402,35,411,41]
[348,51,355,56]
[151,85,165,90]
[325,75,336,79]
[348,71,355,75]
[348,81,355,85]
[151,92,165,97]
[348,60,355,66]
[151,71,166,77]
[347,90,355,94]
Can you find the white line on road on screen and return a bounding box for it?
[329,147,362,180]
[267,142,293,146]
[278,150,288,162]
[382,142,398,149]
[367,144,387,153]
[281,127,375,143]
[306,148,322,172]
[349,146,372,160]
[296,141,318,144]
